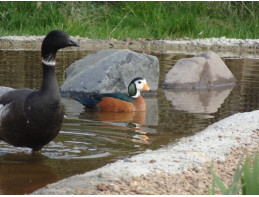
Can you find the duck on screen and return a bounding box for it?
[73,77,150,112]
[0,30,79,151]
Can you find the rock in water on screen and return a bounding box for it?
[60,49,159,95]
[163,51,236,89]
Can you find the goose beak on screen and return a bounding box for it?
[143,83,150,91]
[68,39,80,47]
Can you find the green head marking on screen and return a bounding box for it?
[128,82,136,97]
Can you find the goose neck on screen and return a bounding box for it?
[40,65,59,96]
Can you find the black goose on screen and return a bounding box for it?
[0,30,79,151]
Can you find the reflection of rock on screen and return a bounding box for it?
[164,86,234,113]
[60,49,159,94]
[143,96,158,126]
[61,98,85,118]
[163,51,236,89]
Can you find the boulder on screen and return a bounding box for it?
[60,49,159,95]
[163,51,236,89]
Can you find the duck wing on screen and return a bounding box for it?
[72,92,132,109]
[0,88,35,126]
[0,88,34,105]
[0,86,14,98]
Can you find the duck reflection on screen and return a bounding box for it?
[0,153,57,195]
[79,110,149,144]
[62,96,158,144]
[97,111,146,124]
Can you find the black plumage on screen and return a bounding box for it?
[0,30,79,151]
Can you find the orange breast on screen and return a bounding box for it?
[97,97,136,112]
[97,96,147,112]
[132,96,146,111]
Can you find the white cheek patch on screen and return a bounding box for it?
[136,79,146,90]
[42,58,56,66]
[132,79,146,98]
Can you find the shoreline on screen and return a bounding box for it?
[1,36,259,58]
[32,111,259,194]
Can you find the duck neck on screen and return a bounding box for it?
[131,90,140,99]
[42,49,56,66]
[40,63,60,98]
[132,95,146,111]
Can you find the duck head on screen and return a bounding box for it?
[128,77,150,98]
[41,30,79,66]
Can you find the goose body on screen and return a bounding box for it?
[73,77,150,112]
[0,30,79,151]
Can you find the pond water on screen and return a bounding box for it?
[0,49,259,194]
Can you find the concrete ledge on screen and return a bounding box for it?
[1,36,259,58]
[32,110,259,194]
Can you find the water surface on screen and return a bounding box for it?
[0,50,259,194]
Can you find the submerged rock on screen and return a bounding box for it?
[163,51,236,89]
[0,86,13,97]
[60,49,159,95]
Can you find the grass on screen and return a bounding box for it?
[0,2,258,39]
[209,153,259,195]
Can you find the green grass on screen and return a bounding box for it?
[0,2,258,39]
[209,153,259,195]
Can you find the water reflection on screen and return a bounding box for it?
[1,50,259,194]
[164,85,235,115]
[63,96,158,144]
[95,111,146,124]
[0,153,57,195]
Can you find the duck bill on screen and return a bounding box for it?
[143,83,150,91]
[68,38,80,47]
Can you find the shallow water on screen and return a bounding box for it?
[0,50,259,194]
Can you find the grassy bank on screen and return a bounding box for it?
[0,1,258,39]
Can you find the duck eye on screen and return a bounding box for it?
[138,81,142,84]
[56,33,61,37]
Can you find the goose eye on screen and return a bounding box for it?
[138,81,142,84]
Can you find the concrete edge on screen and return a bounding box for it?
[1,36,259,58]
[32,110,259,194]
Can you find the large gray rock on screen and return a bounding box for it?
[163,51,236,89]
[61,49,159,94]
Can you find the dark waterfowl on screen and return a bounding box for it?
[73,77,150,112]
[0,30,79,151]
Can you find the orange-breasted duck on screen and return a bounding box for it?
[73,77,150,112]
[0,30,79,151]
